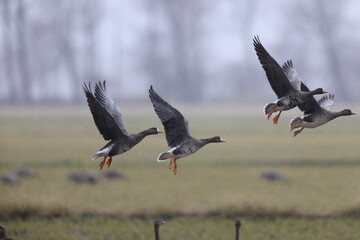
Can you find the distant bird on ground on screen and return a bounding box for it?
[235,219,242,240]
[260,171,286,182]
[1,173,18,185]
[101,170,126,180]
[149,86,225,175]
[253,36,327,124]
[68,172,99,184]
[154,220,165,240]
[83,81,163,170]
[13,168,35,178]
[0,226,13,240]
[284,65,356,136]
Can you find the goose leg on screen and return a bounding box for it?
[267,104,277,119]
[272,111,282,125]
[293,127,304,137]
[172,160,178,175]
[290,119,304,131]
[99,156,107,170]
[106,157,113,168]
[168,154,174,170]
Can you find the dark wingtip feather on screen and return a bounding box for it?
[96,80,106,92]
[82,82,92,94]
[282,60,293,74]
[149,85,158,99]
[253,35,261,47]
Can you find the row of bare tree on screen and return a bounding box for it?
[0,0,359,104]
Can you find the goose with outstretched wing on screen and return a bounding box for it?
[284,65,356,136]
[253,36,327,124]
[83,81,163,170]
[149,86,225,175]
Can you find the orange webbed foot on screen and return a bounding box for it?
[267,104,277,120]
[106,157,113,168]
[291,119,304,131]
[293,127,304,137]
[172,160,177,175]
[99,156,107,171]
[273,111,282,125]
[168,156,174,170]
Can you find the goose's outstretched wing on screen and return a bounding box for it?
[282,60,301,91]
[83,82,126,140]
[149,86,191,148]
[253,36,295,98]
[94,81,129,135]
[318,94,334,111]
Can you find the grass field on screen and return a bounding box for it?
[1,104,360,239]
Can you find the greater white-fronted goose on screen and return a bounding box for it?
[149,86,225,175]
[83,81,163,170]
[290,93,356,136]
[285,65,356,136]
[253,36,328,124]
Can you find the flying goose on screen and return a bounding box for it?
[284,66,356,136]
[83,81,163,170]
[253,36,327,124]
[149,86,225,175]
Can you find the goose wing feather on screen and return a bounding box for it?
[317,94,334,111]
[253,36,295,98]
[83,82,126,140]
[94,81,129,135]
[282,60,302,91]
[149,86,191,148]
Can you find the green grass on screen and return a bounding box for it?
[1,104,360,239]
[2,216,360,240]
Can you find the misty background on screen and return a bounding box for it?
[1,0,360,104]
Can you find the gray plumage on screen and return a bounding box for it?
[149,86,225,174]
[288,65,356,136]
[83,81,163,170]
[253,36,327,124]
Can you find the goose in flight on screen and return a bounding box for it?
[284,64,356,136]
[83,81,163,170]
[149,86,225,175]
[253,36,327,124]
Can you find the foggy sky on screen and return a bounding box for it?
[1,0,360,103]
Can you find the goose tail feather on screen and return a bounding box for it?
[156,152,171,162]
[264,103,276,115]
